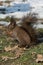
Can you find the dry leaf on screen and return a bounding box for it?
[32,52,36,55]
[2,56,9,61]
[14,47,24,58]
[4,45,12,52]
[36,54,43,63]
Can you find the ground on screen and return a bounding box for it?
[0,26,43,65]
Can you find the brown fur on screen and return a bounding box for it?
[20,13,37,43]
[7,13,37,47]
[12,26,31,47]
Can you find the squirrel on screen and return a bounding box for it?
[7,14,38,47]
[8,17,31,47]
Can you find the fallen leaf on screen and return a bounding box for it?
[32,52,36,55]
[2,56,9,61]
[4,45,12,52]
[36,54,43,63]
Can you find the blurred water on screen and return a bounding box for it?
[0,3,30,14]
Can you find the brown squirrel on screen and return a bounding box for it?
[7,14,38,47]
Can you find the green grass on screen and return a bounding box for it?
[13,43,43,65]
[0,35,43,65]
[37,28,43,33]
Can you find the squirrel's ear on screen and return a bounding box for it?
[8,17,16,29]
[10,16,16,22]
[10,16,16,25]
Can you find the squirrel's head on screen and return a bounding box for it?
[8,16,16,30]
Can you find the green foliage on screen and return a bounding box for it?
[37,28,43,33]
